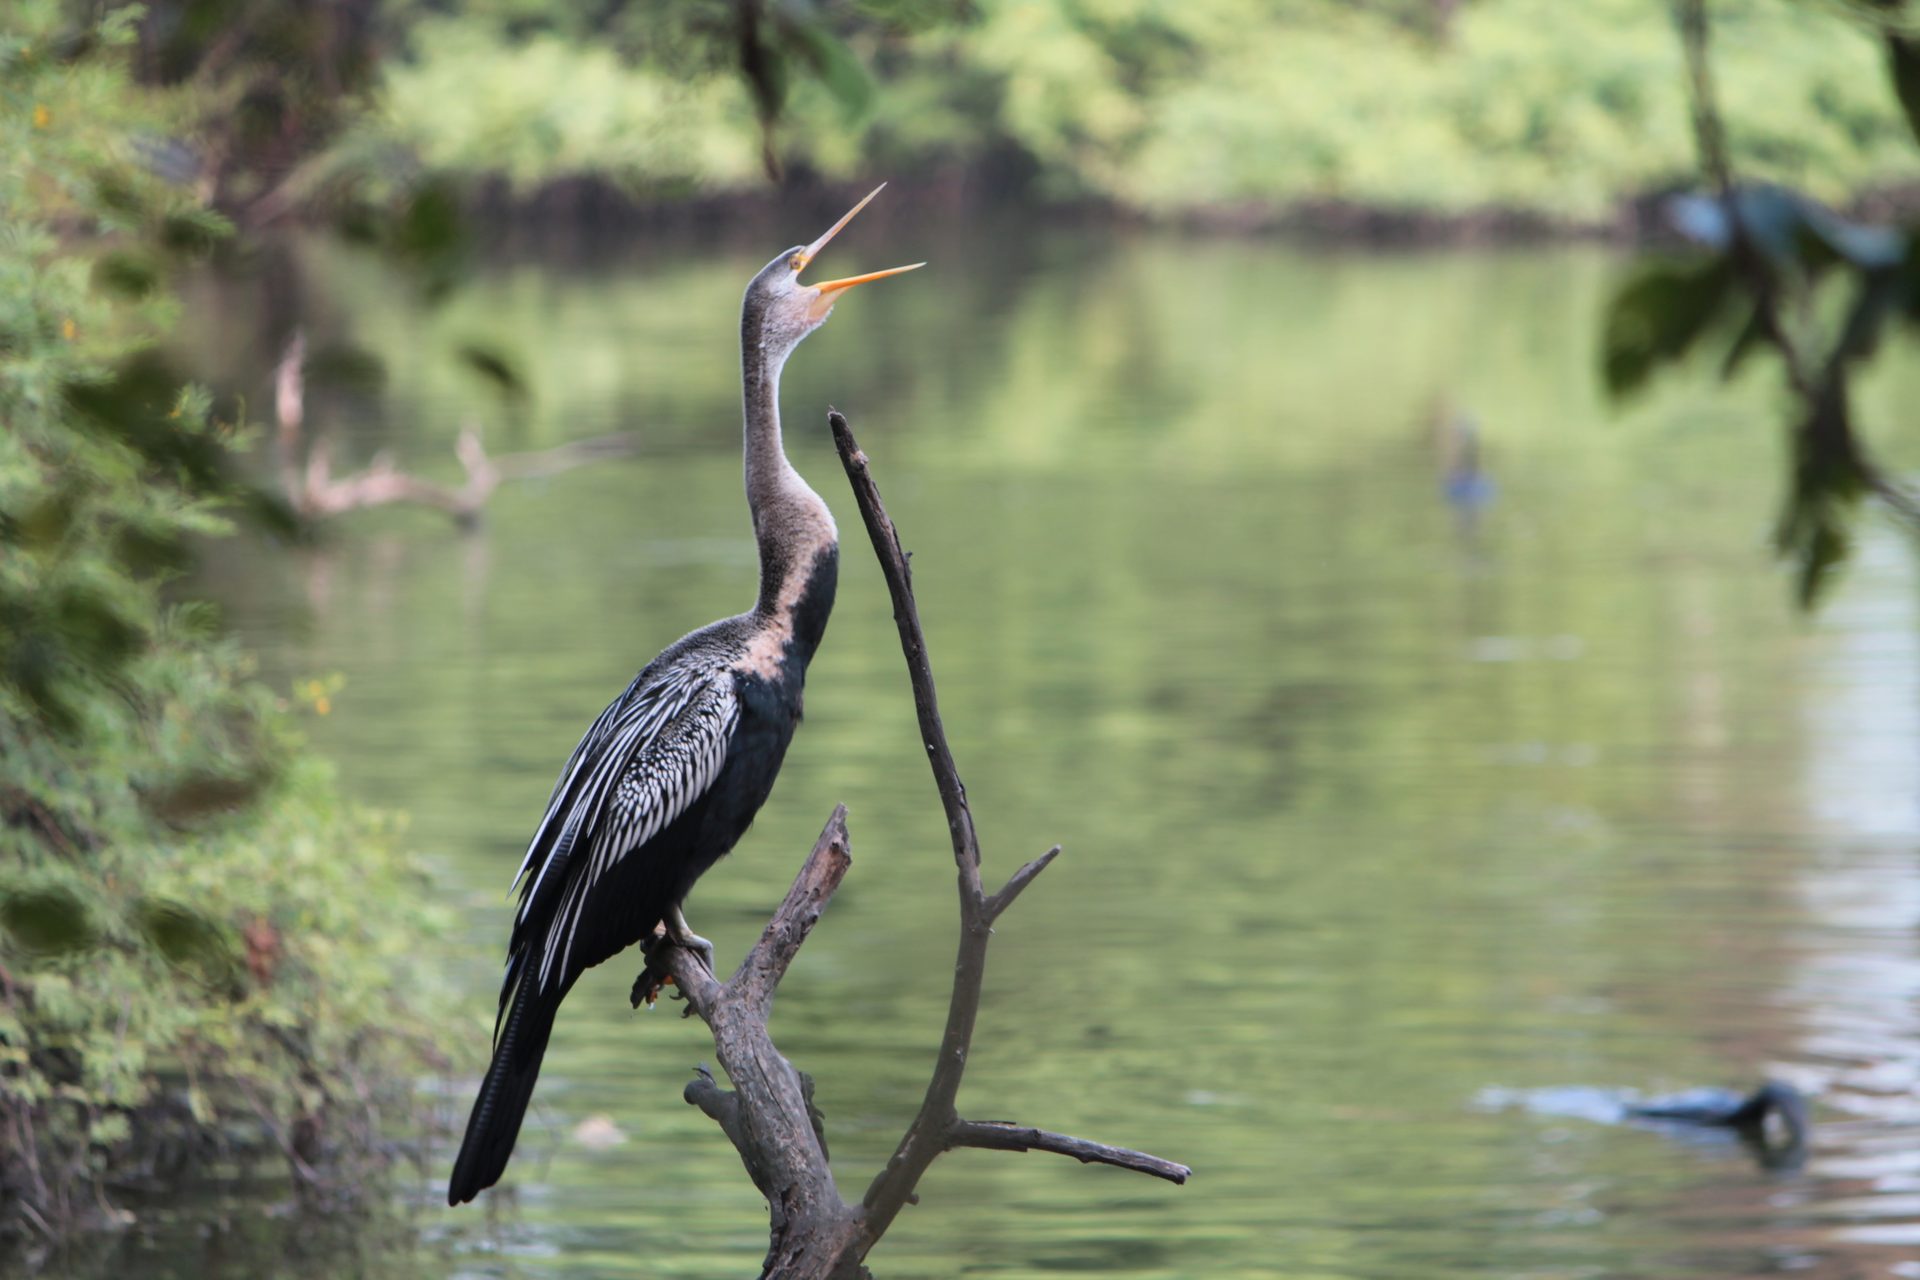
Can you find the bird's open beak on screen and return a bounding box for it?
[797,184,923,318]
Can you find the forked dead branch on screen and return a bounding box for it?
[273,331,636,527]
[636,408,1188,1278]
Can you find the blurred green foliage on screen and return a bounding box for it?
[0,3,444,1237]
[1600,1,1920,608]
[1602,189,1920,604]
[324,0,1920,219]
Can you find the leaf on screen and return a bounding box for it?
[13,488,80,548]
[784,14,874,115]
[90,1113,131,1146]
[1601,255,1734,397]
[90,170,149,221]
[455,343,528,406]
[1887,33,1920,150]
[238,486,307,542]
[134,898,237,975]
[113,519,192,574]
[158,207,234,256]
[1896,235,1920,329]
[92,249,161,299]
[0,885,99,957]
[64,353,231,494]
[1833,273,1903,368]
[1789,509,1850,610]
[51,580,146,667]
[1775,405,1869,610]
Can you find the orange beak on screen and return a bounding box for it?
[796,184,924,315]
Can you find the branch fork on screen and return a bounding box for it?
[630,410,1187,1278]
[272,330,636,528]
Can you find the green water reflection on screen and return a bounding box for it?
[145,228,1920,1276]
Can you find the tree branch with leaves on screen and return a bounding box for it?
[1603,0,1920,606]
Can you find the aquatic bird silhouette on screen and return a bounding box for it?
[448,189,921,1205]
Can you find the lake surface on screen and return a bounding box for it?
[117,222,1920,1276]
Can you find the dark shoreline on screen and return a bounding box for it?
[441,170,1920,254]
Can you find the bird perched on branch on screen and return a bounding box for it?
[449,188,921,1205]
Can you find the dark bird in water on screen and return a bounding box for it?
[448,188,922,1205]
[1626,1078,1810,1168]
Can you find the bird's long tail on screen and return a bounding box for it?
[448,966,558,1205]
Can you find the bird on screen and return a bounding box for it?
[447,187,922,1205]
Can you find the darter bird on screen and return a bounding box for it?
[448,188,921,1205]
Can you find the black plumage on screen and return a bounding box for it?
[447,192,918,1205]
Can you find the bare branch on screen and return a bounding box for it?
[985,846,1061,922]
[949,1120,1193,1185]
[271,330,633,529]
[634,809,865,1277]
[731,806,852,1016]
[832,410,991,1236]
[635,806,850,1020]
[828,408,1186,1247]
[827,411,984,891]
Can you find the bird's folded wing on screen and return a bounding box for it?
[504,663,740,992]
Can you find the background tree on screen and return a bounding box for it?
[0,6,441,1240]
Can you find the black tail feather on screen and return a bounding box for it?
[448,969,558,1205]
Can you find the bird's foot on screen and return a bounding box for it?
[631,909,713,1009]
[630,965,675,1010]
[660,907,715,970]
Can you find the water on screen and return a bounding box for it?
[120,225,1920,1275]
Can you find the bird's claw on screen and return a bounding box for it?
[659,909,716,970]
[632,910,713,1008]
[631,966,675,1009]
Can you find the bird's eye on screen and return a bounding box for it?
[790,256,804,271]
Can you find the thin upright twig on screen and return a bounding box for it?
[828,408,1189,1243]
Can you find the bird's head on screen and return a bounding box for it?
[744,184,923,360]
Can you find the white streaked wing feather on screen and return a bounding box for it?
[514,662,714,917]
[509,681,635,892]
[533,671,740,989]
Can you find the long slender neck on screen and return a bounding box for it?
[741,316,837,624]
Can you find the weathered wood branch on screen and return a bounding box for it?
[271,331,636,528]
[947,1120,1192,1183]
[985,846,1061,923]
[826,408,1189,1249]
[636,411,1187,1278]
[826,418,984,882]
[642,808,866,1277]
